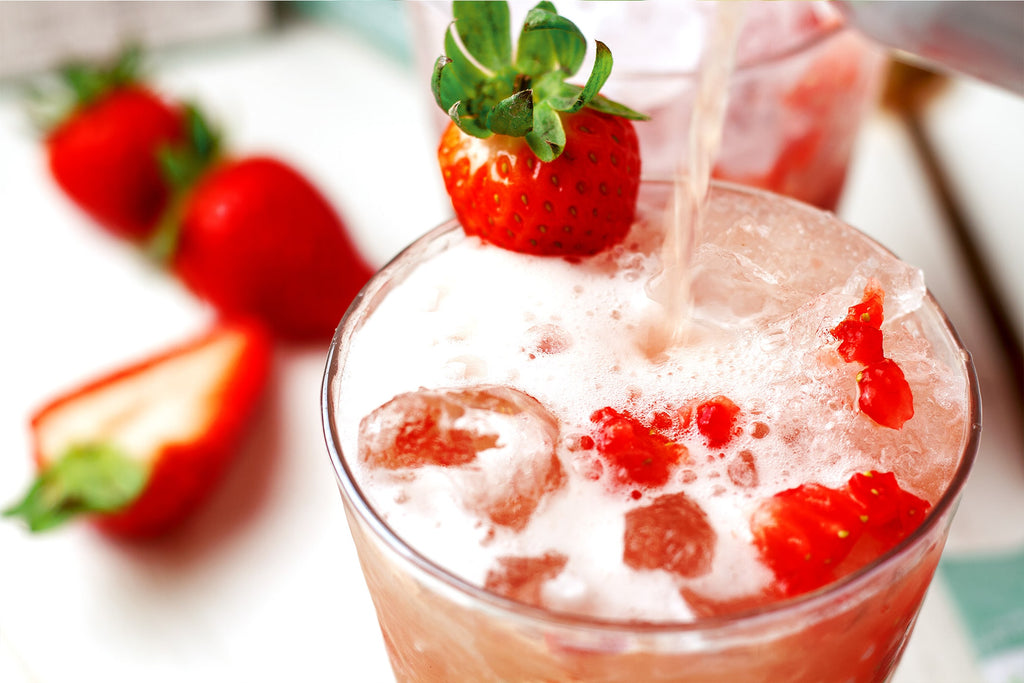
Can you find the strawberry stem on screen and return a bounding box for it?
[432,0,646,160]
[3,443,148,533]
[148,103,223,264]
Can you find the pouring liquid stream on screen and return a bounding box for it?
[643,3,745,357]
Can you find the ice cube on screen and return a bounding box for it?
[623,491,716,578]
[484,551,569,608]
[359,385,565,530]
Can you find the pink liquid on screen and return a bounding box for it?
[323,181,979,681]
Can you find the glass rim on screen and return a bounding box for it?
[613,20,852,81]
[321,180,982,637]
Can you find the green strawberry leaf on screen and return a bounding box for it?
[525,102,565,162]
[3,443,149,533]
[447,101,493,139]
[148,102,222,263]
[440,26,497,122]
[585,92,649,121]
[488,89,534,136]
[517,2,586,77]
[453,1,512,73]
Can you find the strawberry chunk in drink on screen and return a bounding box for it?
[623,491,716,579]
[485,551,569,608]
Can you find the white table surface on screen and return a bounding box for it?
[1,17,1021,683]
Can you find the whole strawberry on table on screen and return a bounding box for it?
[43,48,185,242]
[434,0,647,256]
[153,105,375,341]
[40,48,374,342]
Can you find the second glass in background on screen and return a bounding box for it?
[407,0,885,211]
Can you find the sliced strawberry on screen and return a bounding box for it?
[694,395,740,448]
[831,319,884,364]
[750,483,865,596]
[857,359,914,430]
[4,320,272,538]
[624,491,716,579]
[847,470,931,542]
[828,282,913,429]
[752,471,932,598]
[590,407,686,488]
[846,282,885,329]
[432,0,646,256]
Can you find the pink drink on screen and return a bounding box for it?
[322,181,979,681]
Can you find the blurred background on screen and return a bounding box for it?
[0,2,1021,682]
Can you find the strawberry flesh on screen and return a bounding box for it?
[6,320,272,538]
[751,471,931,598]
[623,491,716,578]
[695,395,740,448]
[857,360,915,430]
[485,551,568,608]
[590,407,686,488]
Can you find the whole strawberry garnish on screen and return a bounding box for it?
[433,1,646,256]
[153,107,375,341]
[43,48,185,241]
[4,320,272,538]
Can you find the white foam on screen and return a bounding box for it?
[333,187,970,622]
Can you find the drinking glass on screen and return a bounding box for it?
[322,181,980,683]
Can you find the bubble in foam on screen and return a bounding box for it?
[524,323,573,355]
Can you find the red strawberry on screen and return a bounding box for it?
[829,282,914,429]
[831,319,884,364]
[694,395,740,448]
[432,0,645,256]
[590,407,686,488]
[623,491,716,578]
[44,49,185,240]
[484,551,568,607]
[4,320,272,538]
[857,359,915,430]
[751,483,865,596]
[846,470,931,541]
[751,471,931,598]
[168,154,374,340]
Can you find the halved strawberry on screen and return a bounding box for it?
[432,0,646,256]
[4,320,272,538]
